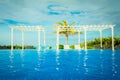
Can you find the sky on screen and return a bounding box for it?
[0,0,120,48]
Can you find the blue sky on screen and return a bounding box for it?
[0,0,120,47]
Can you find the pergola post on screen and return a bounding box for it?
[44,31,46,46]
[56,27,59,50]
[78,30,80,49]
[84,28,87,50]
[111,26,114,50]
[11,28,14,50]
[22,31,24,50]
[38,31,40,51]
[99,30,102,49]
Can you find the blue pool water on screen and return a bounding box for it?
[0,50,120,80]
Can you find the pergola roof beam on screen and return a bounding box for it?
[11,26,45,32]
[57,25,115,31]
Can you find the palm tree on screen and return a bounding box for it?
[54,20,82,45]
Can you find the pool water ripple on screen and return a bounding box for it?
[0,50,120,80]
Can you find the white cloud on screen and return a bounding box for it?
[0,0,120,26]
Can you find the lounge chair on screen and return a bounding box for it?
[75,45,81,50]
[64,45,69,49]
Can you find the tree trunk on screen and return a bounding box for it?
[65,34,68,45]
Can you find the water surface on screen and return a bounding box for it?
[0,50,120,80]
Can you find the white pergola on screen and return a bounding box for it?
[10,26,46,51]
[56,25,115,50]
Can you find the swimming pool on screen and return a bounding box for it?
[0,50,120,80]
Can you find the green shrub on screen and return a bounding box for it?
[59,44,64,49]
[70,45,75,49]
[49,46,52,49]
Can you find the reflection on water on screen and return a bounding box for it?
[112,51,115,76]
[9,50,17,75]
[75,51,81,72]
[35,51,42,71]
[9,50,14,69]
[84,50,88,74]
[20,50,24,67]
[37,51,41,67]
[56,51,60,71]
[100,50,103,75]
[112,51,118,77]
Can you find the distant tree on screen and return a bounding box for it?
[49,46,52,49]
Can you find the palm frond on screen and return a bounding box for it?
[62,20,68,27]
[69,22,76,26]
[55,22,63,26]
